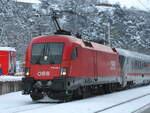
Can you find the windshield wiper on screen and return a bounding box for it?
[35,56,42,64]
[34,44,47,64]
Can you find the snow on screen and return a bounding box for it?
[0,92,55,113]
[96,6,115,13]
[1,85,150,113]
[99,94,150,113]
[16,0,41,4]
[0,47,16,52]
[108,0,150,11]
[0,75,23,82]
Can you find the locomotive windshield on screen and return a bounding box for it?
[31,43,64,64]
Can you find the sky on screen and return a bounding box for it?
[16,0,150,11]
[108,0,150,11]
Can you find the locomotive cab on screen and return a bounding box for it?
[24,36,75,79]
[29,42,65,79]
[22,35,80,100]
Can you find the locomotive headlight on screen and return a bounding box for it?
[25,68,30,76]
[60,68,67,76]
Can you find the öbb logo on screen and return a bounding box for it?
[37,71,50,76]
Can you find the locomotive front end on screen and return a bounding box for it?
[22,35,73,101]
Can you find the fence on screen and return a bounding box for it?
[0,81,22,95]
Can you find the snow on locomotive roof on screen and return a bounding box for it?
[116,48,150,60]
[0,47,16,52]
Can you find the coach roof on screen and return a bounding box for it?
[116,48,150,60]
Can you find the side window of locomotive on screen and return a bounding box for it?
[71,48,78,60]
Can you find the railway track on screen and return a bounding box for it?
[132,103,150,113]
[0,102,57,113]
[11,104,56,113]
[1,86,150,113]
[94,93,150,113]
[4,93,150,113]
[0,95,64,113]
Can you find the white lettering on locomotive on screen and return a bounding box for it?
[51,67,60,69]
[110,61,116,70]
[37,71,50,76]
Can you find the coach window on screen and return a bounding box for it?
[72,47,78,60]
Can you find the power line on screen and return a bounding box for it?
[137,0,150,11]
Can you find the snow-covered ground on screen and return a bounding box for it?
[0,86,150,113]
[0,75,23,82]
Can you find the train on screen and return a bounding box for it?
[0,47,16,75]
[22,35,150,101]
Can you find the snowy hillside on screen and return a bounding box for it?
[0,0,150,61]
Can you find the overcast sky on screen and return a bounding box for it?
[109,0,150,11]
[17,0,150,11]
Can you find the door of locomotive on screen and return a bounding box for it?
[70,46,81,77]
[93,51,98,78]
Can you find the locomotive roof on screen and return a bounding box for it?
[0,47,16,52]
[32,35,117,55]
[116,48,150,60]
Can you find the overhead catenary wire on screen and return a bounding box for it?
[137,0,150,11]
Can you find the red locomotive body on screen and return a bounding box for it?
[26,35,121,80]
[23,35,122,100]
[22,35,150,101]
[0,47,16,75]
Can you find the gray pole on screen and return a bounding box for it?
[107,20,111,46]
[96,3,114,47]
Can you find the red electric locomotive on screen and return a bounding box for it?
[0,47,16,75]
[22,35,121,100]
[22,35,150,101]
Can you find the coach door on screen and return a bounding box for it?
[119,55,127,87]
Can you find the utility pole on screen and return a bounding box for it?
[96,3,114,46]
[107,21,111,46]
[106,17,113,46]
[96,3,113,7]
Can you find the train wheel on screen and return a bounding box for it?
[30,89,44,101]
[72,88,82,100]
[103,84,113,93]
[82,86,91,98]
